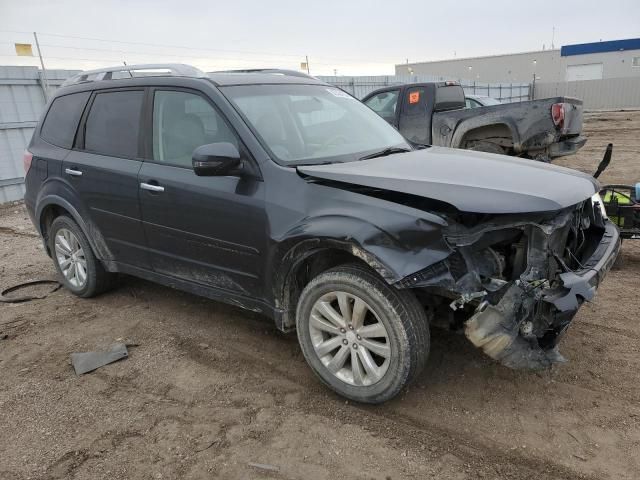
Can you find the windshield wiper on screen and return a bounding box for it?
[359,146,411,161]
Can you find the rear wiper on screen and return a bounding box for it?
[359,146,411,161]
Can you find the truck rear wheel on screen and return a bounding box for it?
[296,264,429,404]
[468,141,505,155]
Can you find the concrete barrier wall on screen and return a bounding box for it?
[0,66,79,203]
[534,77,640,110]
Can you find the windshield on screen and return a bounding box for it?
[221,84,410,165]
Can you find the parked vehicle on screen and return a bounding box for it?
[25,64,620,403]
[465,94,502,108]
[362,82,586,161]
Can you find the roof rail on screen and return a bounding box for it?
[61,63,208,87]
[211,68,315,79]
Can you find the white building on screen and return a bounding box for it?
[397,38,640,83]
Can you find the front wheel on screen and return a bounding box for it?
[296,264,430,404]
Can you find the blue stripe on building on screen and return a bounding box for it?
[561,38,640,57]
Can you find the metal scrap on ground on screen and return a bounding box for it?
[70,342,129,375]
[248,462,280,472]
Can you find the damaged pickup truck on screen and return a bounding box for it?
[25,65,620,404]
[362,82,586,162]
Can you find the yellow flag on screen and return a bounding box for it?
[15,43,34,57]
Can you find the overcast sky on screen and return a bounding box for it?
[1,0,639,75]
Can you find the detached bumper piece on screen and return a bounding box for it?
[464,222,620,370]
[550,135,587,158]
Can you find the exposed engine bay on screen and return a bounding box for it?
[398,197,619,369]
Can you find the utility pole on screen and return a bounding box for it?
[33,32,49,102]
[305,55,310,74]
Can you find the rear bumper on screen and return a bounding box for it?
[549,135,587,158]
[465,221,620,370]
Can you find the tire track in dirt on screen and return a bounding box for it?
[119,272,640,479]
[578,320,640,341]
[174,331,604,480]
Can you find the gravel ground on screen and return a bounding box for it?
[1,110,639,480]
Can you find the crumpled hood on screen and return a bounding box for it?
[298,146,599,214]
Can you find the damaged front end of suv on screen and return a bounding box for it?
[399,196,620,369]
[300,147,621,370]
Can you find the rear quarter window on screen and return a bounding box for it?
[84,90,144,158]
[434,86,465,111]
[40,91,90,148]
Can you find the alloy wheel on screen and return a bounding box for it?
[54,228,87,288]
[309,291,391,386]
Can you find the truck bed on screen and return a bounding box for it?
[432,96,585,160]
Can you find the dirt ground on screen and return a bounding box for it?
[1,111,639,480]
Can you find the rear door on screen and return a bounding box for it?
[137,87,266,297]
[398,85,433,145]
[63,88,150,268]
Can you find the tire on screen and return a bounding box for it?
[468,141,505,155]
[48,215,116,298]
[296,263,430,404]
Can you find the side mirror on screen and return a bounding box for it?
[192,142,241,176]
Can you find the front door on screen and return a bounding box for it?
[63,88,150,268]
[138,88,266,297]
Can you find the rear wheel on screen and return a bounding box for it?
[49,216,116,297]
[468,141,505,155]
[296,264,429,404]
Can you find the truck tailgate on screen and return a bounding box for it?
[561,98,583,137]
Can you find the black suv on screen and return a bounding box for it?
[24,64,620,403]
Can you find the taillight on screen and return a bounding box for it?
[551,103,565,130]
[23,150,33,175]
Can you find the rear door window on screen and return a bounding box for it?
[84,90,144,158]
[40,92,90,148]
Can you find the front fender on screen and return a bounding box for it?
[268,210,452,331]
[272,208,452,292]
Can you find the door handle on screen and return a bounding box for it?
[65,168,83,177]
[140,182,165,193]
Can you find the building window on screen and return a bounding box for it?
[633,57,640,67]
